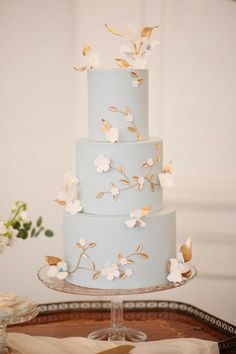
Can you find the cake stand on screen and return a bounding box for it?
[0,303,39,354]
[38,265,197,342]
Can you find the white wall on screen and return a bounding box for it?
[0,0,236,325]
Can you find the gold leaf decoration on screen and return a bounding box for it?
[120,179,130,185]
[82,43,91,56]
[119,163,125,173]
[124,106,132,116]
[55,199,66,206]
[120,271,126,280]
[90,261,95,270]
[128,126,137,132]
[45,256,62,266]
[180,237,192,262]
[96,192,104,199]
[137,244,142,253]
[138,183,143,191]
[137,78,144,85]
[150,183,155,192]
[118,253,123,261]
[139,253,149,259]
[137,133,142,140]
[105,23,122,36]
[75,242,84,249]
[101,119,110,132]
[115,58,130,68]
[133,176,139,182]
[109,106,118,112]
[97,345,135,354]
[142,162,149,168]
[130,71,138,78]
[127,259,134,264]
[111,182,117,188]
[141,206,151,216]
[141,26,158,39]
[73,66,87,72]
[82,253,89,259]
[148,174,155,182]
[92,271,100,280]
[163,161,173,174]
[88,242,97,248]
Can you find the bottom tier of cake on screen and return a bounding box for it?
[64,209,176,290]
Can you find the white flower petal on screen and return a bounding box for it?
[132,79,139,88]
[167,269,183,283]
[125,269,133,277]
[136,218,146,227]
[125,219,137,228]
[79,238,87,247]
[105,127,119,143]
[56,271,68,280]
[47,265,58,278]
[57,262,68,272]
[159,173,174,188]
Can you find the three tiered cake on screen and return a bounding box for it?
[46,24,192,290]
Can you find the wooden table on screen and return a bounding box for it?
[8,300,236,353]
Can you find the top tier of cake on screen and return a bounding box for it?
[88,69,148,142]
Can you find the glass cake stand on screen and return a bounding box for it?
[38,265,197,342]
[0,303,39,354]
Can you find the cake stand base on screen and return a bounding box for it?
[88,327,147,342]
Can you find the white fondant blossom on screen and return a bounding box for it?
[0,221,7,235]
[105,126,119,143]
[138,176,145,190]
[64,171,79,189]
[110,186,119,200]
[19,211,31,223]
[65,200,83,215]
[94,154,111,173]
[125,268,133,277]
[167,252,191,284]
[119,257,128,265]
[158,172,174,188]
[87,51,101,68]
[147,158,154,167]
[47,261,68,280]
[125,113,133,122]
[101,263,120,281]
[79,238,87,247]
[132,79,139,88]
[125,208,146,229]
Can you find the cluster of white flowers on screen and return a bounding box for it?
[167,237,192,283]
[125,208,146,228]
[158,162,174,188]
[101,262,133,281]
[47,261,69,280]
[56,171,83,215]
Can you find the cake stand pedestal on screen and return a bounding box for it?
[38,265,197,342]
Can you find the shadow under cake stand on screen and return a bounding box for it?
[38,265,197,342]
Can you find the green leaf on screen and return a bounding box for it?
[44,229,54,237]
[18,229,28,239]
[35,226,44,237]
[36,216,42,227]
[30,228,36,237]
[13,221,21,230]
[24,222,32,231]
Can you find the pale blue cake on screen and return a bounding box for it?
[64,68,176,289]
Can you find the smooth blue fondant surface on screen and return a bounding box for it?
[64,209,176,289]
[88,69,148,142]
[76,138,163,215]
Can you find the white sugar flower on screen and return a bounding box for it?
[132,79,139,88]
[79,238,87,247]
[101,263,120,281]
[56,188,77,204]
[125,113,133,122]
[138,176,145,190]
[144,40,159,56]
[129,56,147,69]
[0,221,7,235]
[94,154,111,173]
[65,200,83,215]
[158,172,174,188]
[19,211,31,223]
[110,186,119,201]
[64,171,79,189]
[105,126,119,143]
[147,158,154,167]
[125,269,133,277]
[87,51,101,68]
[119,257,128,265]
[167,252,191,284]
[125,208,146,228]
[47,261,68,280]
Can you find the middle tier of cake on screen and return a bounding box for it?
[76,138,163,215]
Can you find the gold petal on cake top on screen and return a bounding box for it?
[180,236,192,262]
[105,22,159,70]
[74,44,101,72]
